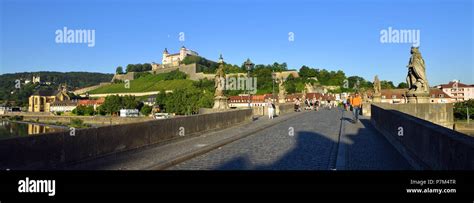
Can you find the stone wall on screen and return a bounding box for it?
[0,109,252,169]
[85,91,161,98]
[73,82,111,95]
[277,103,295,115]
[371,104,474,170]
[151,64,198,78]
[362,102,371,116]
[111,72,135,82]
[373,103,454,129]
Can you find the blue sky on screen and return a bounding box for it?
[1,0,473,85]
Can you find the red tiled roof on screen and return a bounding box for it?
[438,81,472,88]
[228,94,272,103]
[78,97,105,106]
[381,89,407,99]
[429,88,452,98]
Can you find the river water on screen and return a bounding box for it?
[0,120,67,140]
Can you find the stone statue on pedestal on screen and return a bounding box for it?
[277,77,287,103]
[372,75,382,103]
[405,47,430,103]
[213,56,229,110]
[214,65,225,97]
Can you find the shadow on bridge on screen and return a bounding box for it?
[212,112,412,170]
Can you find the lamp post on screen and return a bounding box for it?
[244,58,254,108]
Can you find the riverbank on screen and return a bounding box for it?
[2,113,154,126]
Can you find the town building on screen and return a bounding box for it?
[50,100,78,112]
[78,97,105,110]
[374,88,454,104]
[28,85,70,112]
[228,94,273,108]
[32,75,40,83]
[435,80,474,102]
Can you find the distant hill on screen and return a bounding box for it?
[89,71,193,94]
[0,71,113,107]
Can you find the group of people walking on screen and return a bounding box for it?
[269,93,363,123]
[293,97,329,112]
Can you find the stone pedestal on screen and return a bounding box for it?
[406,91,430,104]
[213,96,229,110]
[372,95,381,103]
[278,95,286,104]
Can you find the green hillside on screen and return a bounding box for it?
[0,71,113,107]
[88,73,193,94]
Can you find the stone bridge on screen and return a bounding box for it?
[1,105,473,170]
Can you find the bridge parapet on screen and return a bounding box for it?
[371,104,474,170]
[0,109,252,169]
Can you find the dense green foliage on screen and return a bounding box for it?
[125,63,152,73]
[454,99,474,120]
[134,72,152,79]
[182,55,219,73]
[116,66,124,74]
[397,82,409,88]
[0,71,113,107]
[97,95,143,115]
[140,105,153,116]
[154,79,214,115]
[380,80,396,89]
[72,105,95,116]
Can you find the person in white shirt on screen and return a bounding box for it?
[267,100,274,119]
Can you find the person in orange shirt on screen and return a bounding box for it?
[350,93,362,123]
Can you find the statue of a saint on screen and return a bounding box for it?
[277,77,287,103]
[214,63,225,97]
[406,47,429,93]
[373,75,381,96]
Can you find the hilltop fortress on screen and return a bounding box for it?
[111,46,215,82]
[111,46,299,83]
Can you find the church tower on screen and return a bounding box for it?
[162,48,169,64]
[179,46,186,61]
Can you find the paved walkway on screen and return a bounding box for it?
[66,108,412,170]
[170,109,342,170]
[340,111,412,170]
[65,111,303,170]
[171,108,411,170]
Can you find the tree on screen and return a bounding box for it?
[397,82,408,88]
[155,90,167,111]
[140,105,152,116]
[122,95,139,109]
[454,99,474,120]
[97,105,107,115]
[125,63,152,73]
[72,105,95,116]
[381,80,395,89]
[101,95,122,115]
[299,65,317,78]
[116,66,124,74]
